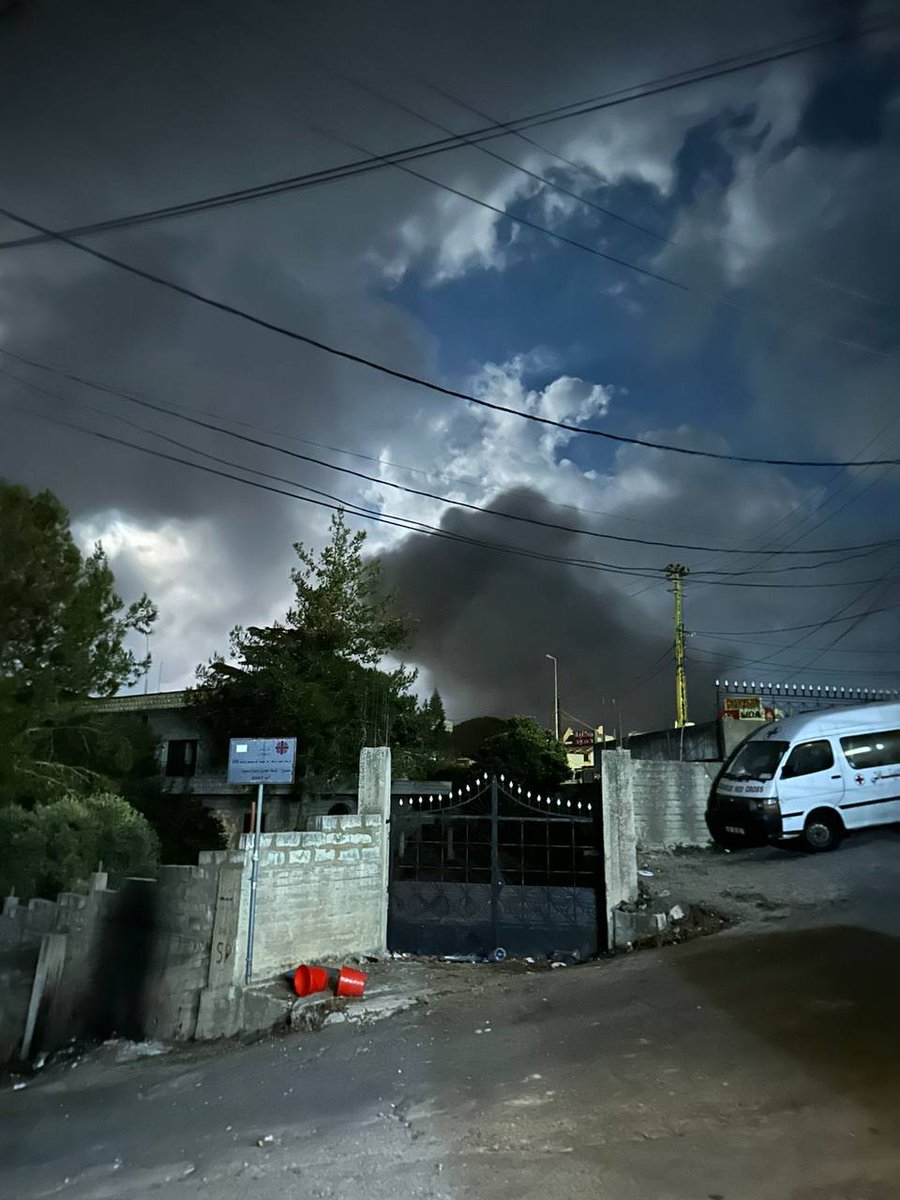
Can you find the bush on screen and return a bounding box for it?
[0,793,159,901]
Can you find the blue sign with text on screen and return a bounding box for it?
[227,737,297,785]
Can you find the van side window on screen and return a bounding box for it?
[780,739,834,779]
[840,729,900,771]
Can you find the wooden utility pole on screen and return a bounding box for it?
[666,564,690,728]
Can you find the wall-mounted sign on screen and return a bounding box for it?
[721,696,776,721]
[227,737,297,784]
[565,730,596,749]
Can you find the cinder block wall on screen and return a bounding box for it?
[229,813,387,980]
[141,866,221,1040]
[632,760,718,848]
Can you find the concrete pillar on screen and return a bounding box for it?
[358,746,391,817]
[89,872,108,893]
[20,932,67,1061]
[3,895,18,918]
[601,750,638,949]
[358,747,391,953]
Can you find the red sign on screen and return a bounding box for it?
[565,731,595,748]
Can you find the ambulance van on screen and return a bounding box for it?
[706,701,900,852]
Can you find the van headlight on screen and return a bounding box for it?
[762,797,780,811]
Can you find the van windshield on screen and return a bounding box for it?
[723,740,789,782]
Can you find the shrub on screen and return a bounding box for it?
[0,793,159,901]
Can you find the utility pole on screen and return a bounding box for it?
[666,564,690,728]
[545,654,559,740]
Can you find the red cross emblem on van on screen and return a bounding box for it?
[855,774,864,785]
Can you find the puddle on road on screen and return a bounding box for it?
[677,925,900,1118]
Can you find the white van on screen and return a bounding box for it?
[706,701,900,852]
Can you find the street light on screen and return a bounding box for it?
[545,654,559,741]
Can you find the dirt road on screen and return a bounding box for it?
[3,829,900,1199]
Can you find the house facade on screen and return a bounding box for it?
[91,690,447,846]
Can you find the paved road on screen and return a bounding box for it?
[3,829,900,1200]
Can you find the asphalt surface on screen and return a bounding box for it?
[3,828,900,1200]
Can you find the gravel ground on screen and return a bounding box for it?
[639,823,900,928]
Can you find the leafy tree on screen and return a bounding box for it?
[192,512,418,786]
[0,793,159,901]
[392,689,451,779]
[0,482,156,805]
[475,716,571,789]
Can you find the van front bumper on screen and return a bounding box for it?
[706,793,783,846]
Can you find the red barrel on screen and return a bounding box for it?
[293,964,330,997]
[335,965,367,998]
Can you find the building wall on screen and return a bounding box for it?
[631,760,718,848]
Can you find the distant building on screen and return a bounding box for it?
[561,726,615,776]
[90,690,448,847]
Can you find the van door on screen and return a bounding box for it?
[776,738,844,835]
[837,728,900,829]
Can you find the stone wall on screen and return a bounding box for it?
[202,813,388,984]
[632,760,718,848]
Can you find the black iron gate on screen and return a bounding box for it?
[387,775,604,960]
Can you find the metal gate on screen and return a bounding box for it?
[387,775,604,960]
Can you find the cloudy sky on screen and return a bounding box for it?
[2,0,899,733]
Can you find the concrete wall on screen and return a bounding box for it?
[0,864,224,1059]
[632,760,718,849]
[626,720,722,762]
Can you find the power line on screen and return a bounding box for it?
[409,70,893,312]
[692,632,900,654]
[318,53,898,345]
[688,645,900,679]
[0,211,898,471]
[692,602,900,636]
[1,20,893,256]
[308,120,685,291]
[4,345,900,561]
[6,382,896,592]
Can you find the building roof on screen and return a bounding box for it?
[90,689,190,714]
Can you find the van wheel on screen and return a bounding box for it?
[801,810,843,853]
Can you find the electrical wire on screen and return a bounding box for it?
[314,56,899,346]
[4,345,899,560]
[6,384,896,592]
[1,18,894,255]
[408,72,893,312]
[0,211,897,472]
[692,602,900,637]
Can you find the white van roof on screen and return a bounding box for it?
[746,701,900,745]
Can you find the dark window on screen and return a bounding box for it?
[165,739,198,777]
[328,802,351,816]
[780,739,834,779]
[724,740,788,782]
[840,729,900,771]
